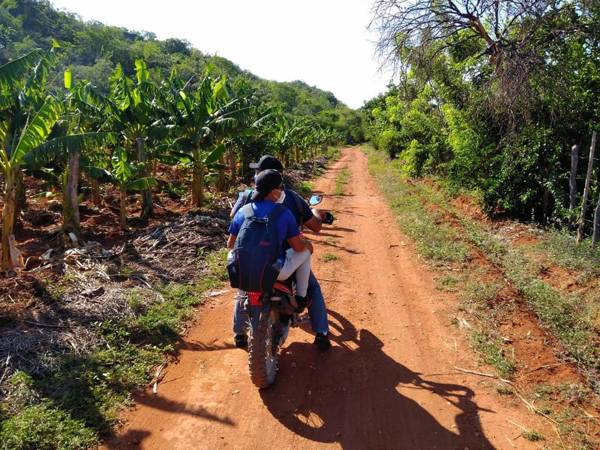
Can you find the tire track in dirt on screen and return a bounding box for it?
[104,147,550,450]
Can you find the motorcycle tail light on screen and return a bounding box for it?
[248,291,263,306]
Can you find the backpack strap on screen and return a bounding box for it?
[266,204,287,246]
[241,203,254,219]
[241,189,253,206]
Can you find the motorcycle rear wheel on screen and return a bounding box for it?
[248,310,278,388]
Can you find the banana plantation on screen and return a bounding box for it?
[0,48,345,272]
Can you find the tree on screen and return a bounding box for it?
[109,146,156,229]
[0,50,104,270]
[370,0,573,113]
[100,61,160,221]
[167,73,246,207]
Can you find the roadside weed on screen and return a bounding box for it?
[321,253,339,262]
[334,168,350,196]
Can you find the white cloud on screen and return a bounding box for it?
[49,0,393,108]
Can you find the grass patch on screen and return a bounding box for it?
[162,181,187,200]
[203,247,229,283]
[324,146,341,162]
[522,430,544,442]
[437,275,459,292]
[541,229,600,276]
[334,168,350,196]
[366,148,468,266]
[0,401,98,450]
[0,249,227,450]
[459,281,503,314]
[321,253,339,262]
[295,180,315,198]
[502,250,600,378]
[470,331,516,378]
[496,384,515,396]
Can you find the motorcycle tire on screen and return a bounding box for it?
[248,310,278,388]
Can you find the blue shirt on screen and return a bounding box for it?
[231,188,313,229]
[228,201,300,258]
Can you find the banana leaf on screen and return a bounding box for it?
[23,132,114,168]
[127,176,157,191]
[0,49,43,91]
[12,97,60,164]
[204,143,226,164]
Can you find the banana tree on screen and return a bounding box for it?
[25,76,112,239]
[104,61,162,221]
[110,146,157,229]
[265,114,306,166]
[217,93,270,185]
[167,74,246,207]
[0,50,109,271]
[68,83,113,208]
[0,49,49,232]
[0,96,60,270]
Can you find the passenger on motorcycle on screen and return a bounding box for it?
[230,155,331,350]
[227,169,313,312]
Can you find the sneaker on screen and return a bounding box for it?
[295,295,308,314]
[314,332,331,351]
[234,334,248,348]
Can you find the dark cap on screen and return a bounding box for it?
[251,169,283,201]
[249,154,284,172]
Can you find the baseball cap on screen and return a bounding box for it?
[251,169,284,201]
[249,155,284,172]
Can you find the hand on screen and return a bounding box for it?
[311,208,328,221]
[302,238,314,254]
[312,208,334,225]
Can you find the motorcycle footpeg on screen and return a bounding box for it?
[291,313,309,327]
[291,313,300,327]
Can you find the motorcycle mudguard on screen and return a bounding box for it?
[245,302,290,349]
[245,296,269,333]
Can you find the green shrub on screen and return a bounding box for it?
[0,403,98,450]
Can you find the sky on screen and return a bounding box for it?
[49,0,393,109]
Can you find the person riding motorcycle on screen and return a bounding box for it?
[229,155,331,350]
[227,169,313,302]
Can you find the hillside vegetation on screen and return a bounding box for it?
[0,0,363,143]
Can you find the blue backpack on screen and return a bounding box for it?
[227,203,287,292]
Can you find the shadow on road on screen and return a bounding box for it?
[260,310,496,450]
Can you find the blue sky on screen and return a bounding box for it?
[50,0,393,109]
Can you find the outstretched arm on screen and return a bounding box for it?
[287,235,314,254]
[227,234,236,249]
[304,209,329,233]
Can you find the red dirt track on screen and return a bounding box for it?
[104,148,549,450]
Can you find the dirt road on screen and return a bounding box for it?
[105,148,549,449]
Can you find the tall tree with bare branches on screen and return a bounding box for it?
[370,0,572,113]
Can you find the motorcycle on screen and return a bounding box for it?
[244,194,334,388]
